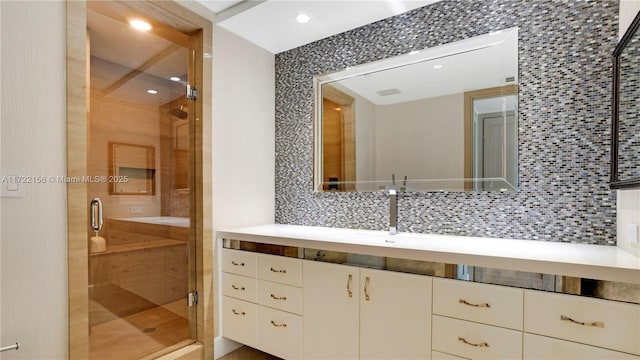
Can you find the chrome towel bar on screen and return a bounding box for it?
[0,342,19,352]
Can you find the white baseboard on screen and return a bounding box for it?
[214,336,243,359]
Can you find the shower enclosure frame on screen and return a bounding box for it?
[65,1,214,358]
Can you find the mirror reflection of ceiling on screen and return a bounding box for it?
[330,33,518,106]
[87,9,187,106]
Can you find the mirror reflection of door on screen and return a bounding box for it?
[464,86,518,191]
[475,111,516,191]
[322,85,356,190]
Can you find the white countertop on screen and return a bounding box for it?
[217,224,640,284]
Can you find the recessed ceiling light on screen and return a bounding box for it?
[130,19,152,31]
[334,107,342,111]
[409,50,420,55]
[169,76,181,82]
[296,13,310,24]
[147,89,158,94]
[489,30,503,36]
[433,64,443,70]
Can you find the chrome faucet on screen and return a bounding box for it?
[387,174,408,235]
[389,188,397,235]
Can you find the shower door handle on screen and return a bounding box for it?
[90,198,103,232]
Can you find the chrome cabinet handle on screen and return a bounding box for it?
[0,342,19,353]
[347,274,353,298]
[458,337,489,348]
[270,320,287,328]
[560,315,604,328]
[231,284,245,291]
[459,299,491,308]
[231,261,245,266]
[270,267,287,274]
[364,276,370,301]
[231,309,245,316]
[270,294,287,301]
[90,198,103,232]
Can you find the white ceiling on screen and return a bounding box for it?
[198,0,441,53]
[199,0,243,13]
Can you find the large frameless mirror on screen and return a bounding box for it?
[313,27,519,192]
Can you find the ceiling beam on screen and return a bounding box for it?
[101,43,181,96]
[216,0,266,23]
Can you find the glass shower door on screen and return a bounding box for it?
[85,4,196,358]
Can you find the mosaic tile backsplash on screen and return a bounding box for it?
[617,26,640,181]
[275,0,619,245]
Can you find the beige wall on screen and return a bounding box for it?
[0,1,68,358]
[617,0,640,257]
[211,25,276,346]
[336,85,464,189]
[374,94,464,183]
[352,88,377,188]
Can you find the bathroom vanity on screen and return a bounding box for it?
[217,224,640,360]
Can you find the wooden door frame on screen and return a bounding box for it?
[463,85,518,191]
[66,1,213,358]
[321,85,356,191]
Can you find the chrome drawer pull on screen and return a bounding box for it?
[560,315,604,328]
[231,261,245,266]
[459,299,491,308]
[231,309,246,316]
[458,337,489,348]
[364,276,371,301]
[231,284,245,291]
[0,342,19,353]
[270,267,287,274]
[271,320,287,328]
[347,274,353,298]
[270,294,287,301]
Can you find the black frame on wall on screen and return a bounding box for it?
[611,10,640,189]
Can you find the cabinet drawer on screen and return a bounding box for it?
[259,280,302,315]
[222,273,258,303]
[524,333,640,359]
[258,253,302,286]
[221,249,257,277]
[432,315,522,359]
[432,351,468,360]
[524,290,640,355]
[258,306,303,360]
[434,278,523,330]
[221,296,258,349]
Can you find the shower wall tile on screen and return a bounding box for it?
[274,0,619,245]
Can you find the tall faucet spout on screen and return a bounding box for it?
[389,189,397,235]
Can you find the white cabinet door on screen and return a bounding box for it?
[221,296,258,349]
[360,268,432,360]
[524,290,640,355]
[524,333,640,360]
[258,306,303,360]
[432,315,522,360]
[303,260,360,360]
